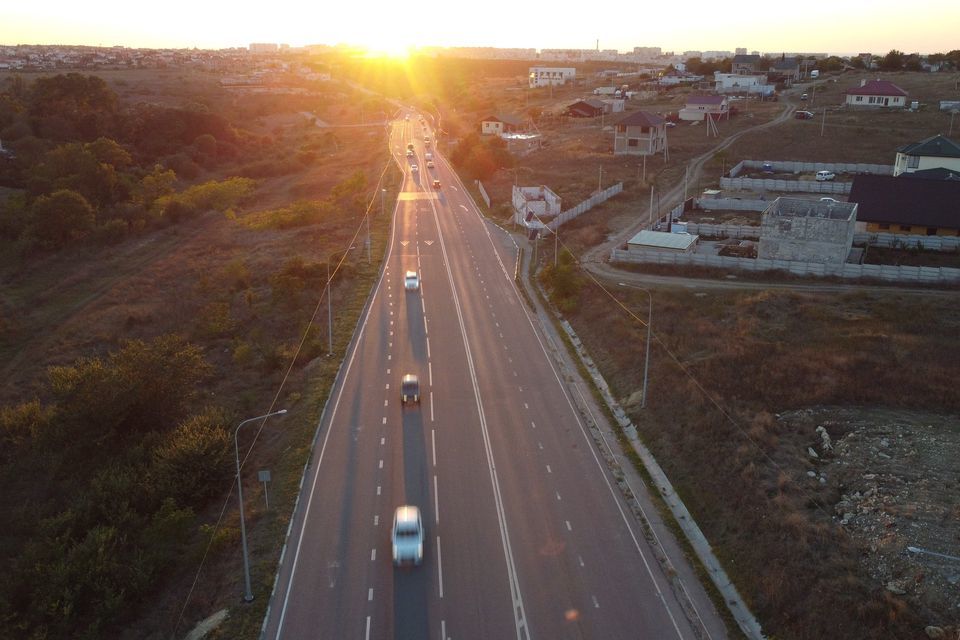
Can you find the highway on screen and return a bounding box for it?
[261,114,711,639]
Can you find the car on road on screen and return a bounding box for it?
[426,160,435,169]
[800,93,808,101]
[815,170,836,181]
[406,149,414,157]
[404,270,419,291]
[400,374,420,405]
[432,179,441,189]
[423,137,431,146]
[795,110,814,119]
[410,164,418,172]
[819,197,840,203]
[391,506,424,566]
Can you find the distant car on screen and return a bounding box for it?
[815,170,836,182]
[761,162,775,174]
[426,160,435,169]
[665,121,677,128]
[404,114,409,120]
[406,149,414,157]
[432,179,441,189]
[404,270,419,291]
[800,93,808,101]
[795,110,814,120]
[401,374,420,405]
[819,197,840,203]
[410,164,418,172]
[392,506,424,566]
[423,137,431,146]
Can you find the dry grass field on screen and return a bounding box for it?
[0,70,401,638]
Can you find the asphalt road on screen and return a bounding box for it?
[261,115,712,639]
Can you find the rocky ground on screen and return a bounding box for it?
[781,406,960,638]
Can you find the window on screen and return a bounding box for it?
[628,139,639,147]
[878,223,890,230]
[907,155,919,168]
[899,225,911,232]
[926,227,938,236]
[855,96,863,102]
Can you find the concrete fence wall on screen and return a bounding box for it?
[682,222,960,251]
[610,249,960,283]
[720,177,852,194]
[695,198,769,212]
[547,182,623,230]
[728,160,895,178]
[684,222,762,239]
[476,180,491,208]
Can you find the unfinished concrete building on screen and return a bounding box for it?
[512,185,562,228]
[758,197,858,264]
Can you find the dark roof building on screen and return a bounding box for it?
[898,167,960,181]
[848,174,960,235]
[564,98,605,118]
[614,110,665,127]
[897,133,960,158]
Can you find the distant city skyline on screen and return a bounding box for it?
[4,0,959,57]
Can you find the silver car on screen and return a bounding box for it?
[392,505,424,566]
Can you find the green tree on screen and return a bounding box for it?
[30,189,95,248]
[880,49,904,71]
[137,164,177,208]
[150,408,232,506]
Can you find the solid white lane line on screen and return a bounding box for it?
[371,548,376,561]
[436,535,444,598]
[428,362,433,386]
[432,429,437,467]
[442,620,447,640]
[434,475,439,524]
[365,616,371,640]
[421,297,426,314]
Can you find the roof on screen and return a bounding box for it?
[896,134,960,159]
[899,167,960,181]
[481,113,523,126]
[845,80,908,97]
[615,110,665,127]
[686,94,726,105]
[848,175,960,227]
[627,230,698,250]
[732,54,761,64]
[772,58,799,70]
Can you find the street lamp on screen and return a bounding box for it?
[235,408,288,602]
[618,283,653,408]
[326,246,355,354]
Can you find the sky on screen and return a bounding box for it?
[4,0,959,56]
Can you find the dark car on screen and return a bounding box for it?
[401,374,420,405]
[795,110,814,120]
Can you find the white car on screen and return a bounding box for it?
[426,160,435,169]
[392,506,424,566]
[410,164,419,172]
[815,170,836,182]
[404,270,419,291]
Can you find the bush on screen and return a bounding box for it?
[150,408,232,507]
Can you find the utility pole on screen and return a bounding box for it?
[598,165,603,194]
[648,184,654,226]
[642,153,647,184]
[821,108,826,137]
[554,225,559,268]
[326,260,333,354]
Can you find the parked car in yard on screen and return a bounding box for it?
[815,170,836,182]
[795,110,814,119]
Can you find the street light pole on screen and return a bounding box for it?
[641,291,652,408]
[235,409,287,603]
[326,261,333,354]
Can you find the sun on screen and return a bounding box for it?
[363,40,412,61]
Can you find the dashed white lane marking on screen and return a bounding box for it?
[382,417,387,425]
[592,595,600,609]
[377,486,381,495]
[388,354,392,361]
[546,465,552,473]
[368,588,374,601]
[430,392,435,422]
[531,421,537,429]
[538,442,543,450]
[385,383,389,390]
[512,371,518,377]
[384,399,388,407]
[431,429,437,466]
[426,337,431,358]
[523,402,529,409]
[436,536,444,598]
[565,520,572,531]
[556,492,562,501]
[387,368,391,375]
[379,459,383,469]
[434,475,440,524]
[429,362,433,386]
[374,515,379,526]
[578,555,585,567]
[381,437,385,445]
[365,616,371,640]
[371,548,376,561]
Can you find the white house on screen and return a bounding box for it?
[480,113,524,136]
[679,95,729,121]
[613,110,667,157]
[893,134,960,176]
[529,67,576,88]
[844,79,908,108]
[714,72,774,96]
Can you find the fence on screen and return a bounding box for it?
[476,180,491,208]
[856,232,960,252]
[720,177,852,194]
[696,198,769,212]
[545,182,623,230]
[683,222,761,239]
[728,160,895,178]
[610,249,960,283]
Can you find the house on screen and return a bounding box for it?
[529,67,576,88]
[714,72,774,96]
[893,134,960,176]
[848,175,960,236]
[658,69,703,86]
[732,54,762,75]
[758,197,858,264]
[480,113,524,136]
[613,110,667,156]
[564,99,606,118]
[679,95,729,121]
[844,79,908,108]
[769,57,800,84]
